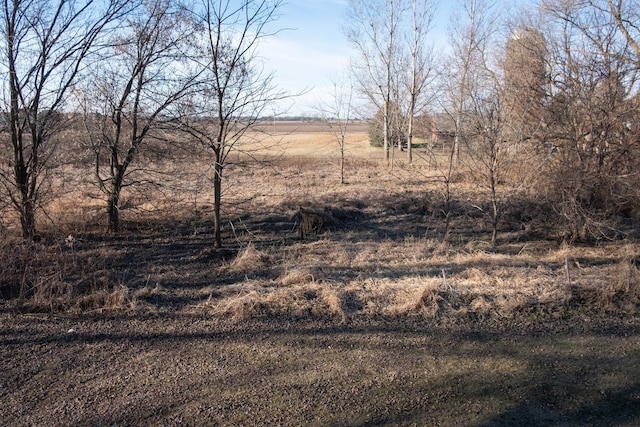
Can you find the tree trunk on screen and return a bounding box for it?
[10,68,38,240]
[107,167,124,233]
[442,179,452,243]
[407,117,414,164]
[19,198,37,240]
[383,108,390,163]
[14,160,37,239]
[107,190,120,233]
[490,173,498,247]
[213,148,223,248]
[441,140,457,243]
[453,114,462,167]
[340,136,345,185]
[491,205,498,246]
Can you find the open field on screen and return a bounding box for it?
[2,121,640,425]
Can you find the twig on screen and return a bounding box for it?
[228,220,243,247]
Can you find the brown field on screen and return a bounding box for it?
[2,121,640,425]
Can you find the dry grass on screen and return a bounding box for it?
[2,121,639,322]
[188,241,640,323]
[0,236,136,313]
[229,243,274,271]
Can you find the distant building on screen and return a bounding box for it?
[413,113,456,146]
[503,26,547,139]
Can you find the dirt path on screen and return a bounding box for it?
[2,312,640,426]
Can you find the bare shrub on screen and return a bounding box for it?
[292,207,334,240]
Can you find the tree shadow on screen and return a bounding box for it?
[2,314,640,426]
[475,383,640,426]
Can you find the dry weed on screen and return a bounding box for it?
[568,260,640,314]
[133,282,166,298]
[277,266,324,286]
[229,243,273,272]
[469,296,494,315]
[359,278,443,318]
[0,239,137,313]
[209,259,638,322]
[25,272,135,314]
[212,282,347,322]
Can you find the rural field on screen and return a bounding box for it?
[2,122,640,425]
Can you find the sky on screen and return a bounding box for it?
[258,0,456,116]
[258,0,354,116]
[259,0,535,116]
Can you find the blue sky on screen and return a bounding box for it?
[259,0,352,115]
[260,0,531,116]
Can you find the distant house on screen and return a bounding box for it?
[414,113,456,147]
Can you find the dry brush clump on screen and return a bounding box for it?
[292,207,330,240]
[0,237,136,313]
[522,144,640,243]
[209,282,347,322]
[286,199,363,241]
[229,243,274,272]
[565,259,640,315]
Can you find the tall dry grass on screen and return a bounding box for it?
[0,236,136,313]
[190,240,640,323]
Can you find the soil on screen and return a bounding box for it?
[3,311,640,426]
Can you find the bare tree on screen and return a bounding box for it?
[314,76,356,184]
[179,0,288,248]
[80,0,199,233]
[345,0,406,164]
[447,0,530,246]
[403,0,437,163]
[445,0,502,165]
[0,0,133,239]
[467,83,506,247]
[432,0,500,243]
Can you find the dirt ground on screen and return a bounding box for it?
[2,123,640,425]
[2,312,640,426]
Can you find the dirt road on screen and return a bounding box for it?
[3,312,640,426]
